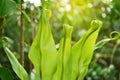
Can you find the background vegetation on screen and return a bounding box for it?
[0,0,120,80]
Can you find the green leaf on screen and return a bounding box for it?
[95,31,120,50]
[109,31,120,40]
[28,9,57,80]
[39,9,58,80]
[53,24,73,80]
[41,0,46,8]
[3,47,29,80]
[28,17,41,80]
[95,38,111,50]
[22,11,31,23]
[71,20,102,80]
[52,42,63,80]
[0,67,14,80]
[0,64,2,67]
[0,0,17,18]
[62,24,73,80]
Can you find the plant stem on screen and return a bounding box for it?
[20,0,24,67]
[0,18,3,39]
[41,0,46,8]
[31,5,36,40]
[29,4,37,72]
[110,43,119,64]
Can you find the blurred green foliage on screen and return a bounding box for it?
[0,0,120,80]
[86,63,117,80]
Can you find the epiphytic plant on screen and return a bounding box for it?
[2,0,103,80]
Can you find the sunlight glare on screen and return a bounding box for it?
[24,0,41,7]
[107,7,111,12]
[65,4,71,11]
[101,7,105,12]
[102,13,106,18]
[102,0,112,3]
[88,3,93,8]
[62,0,69,4]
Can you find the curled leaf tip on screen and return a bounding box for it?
[63,24,73,30]
[63,24,73,38]
[110,31,120,40]
[91,20,103,30]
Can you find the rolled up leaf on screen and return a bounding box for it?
[62,24,73,80]
[53,24,73,80]
[40,9,58,80]
[28,22,41,80]
[95,31,120,50]
[71,20,102,80]
[28,9,57,80]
